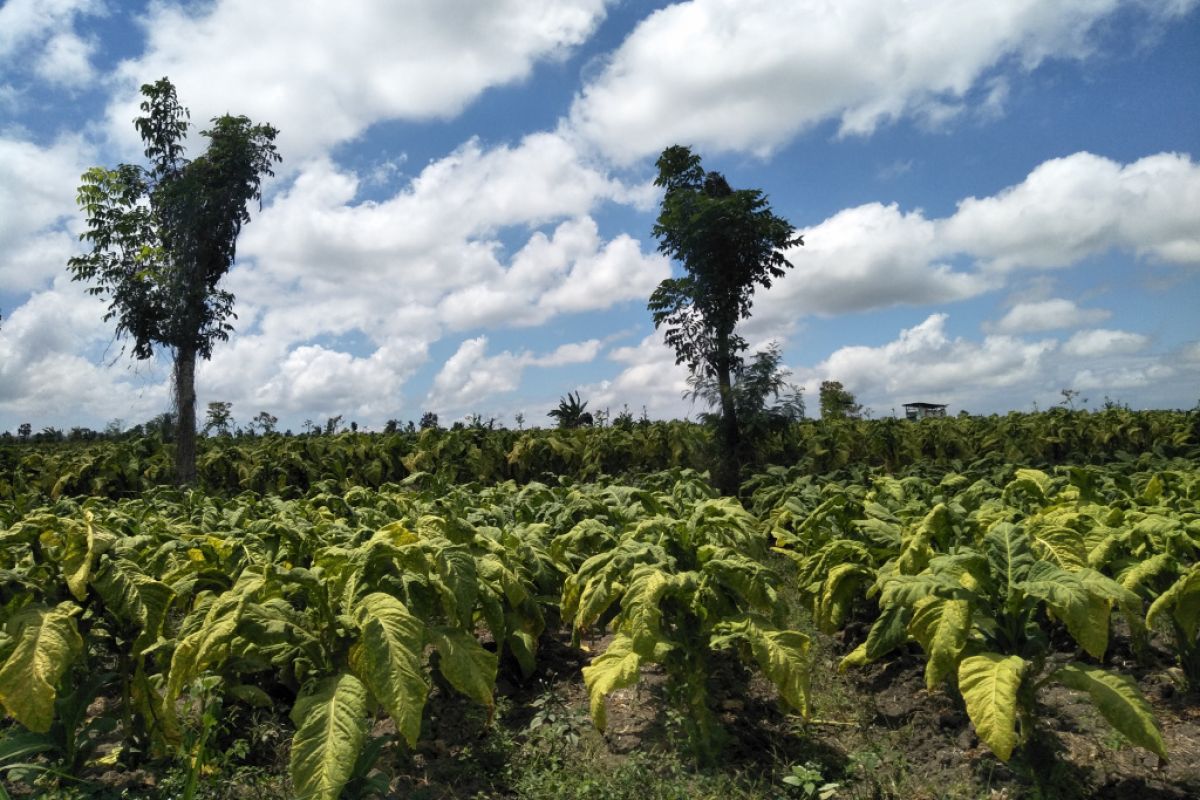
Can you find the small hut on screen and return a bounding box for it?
[903,402,947,421]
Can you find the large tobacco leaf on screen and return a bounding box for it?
[289,673,369,800]
[0,602,83,732]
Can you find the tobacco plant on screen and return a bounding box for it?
[844,522,1166,763]
[561,497,811,760]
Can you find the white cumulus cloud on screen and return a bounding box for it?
[753,151,1200,328]
[34,31,97,87]
[107,0,612,160]
[1063,328,1152,357]
[942,152,1200,270]
[0,0,103,59]
[569,0,1197,162]
[0,134,93,292]
[987,299,1111,334]
[427,336,603,412]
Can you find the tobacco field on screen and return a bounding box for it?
[1,411,1198,799]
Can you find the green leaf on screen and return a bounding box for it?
[1141,474,1164,505]
[845,600,910,669]
[729,618,811,717]
[909,597,971,690]
[1147,564,1200,641]
[619,567,672,657]
[506,627,538,679]
[165,593,245,717]
[958,653,1028,762]
[429,627,497,712]
[289,673,369,800]
[1052,662,1167,760]
[0,603,83,733]
[1118,553,1176,596]
[582,633,641,732]
[1024,562,1110,659]
[1004,469,1053,504]
[430,545,478,630]
[349,592,428,747]
[984,523,1034,599]
[92,559,174,655]
[702,553,777,611]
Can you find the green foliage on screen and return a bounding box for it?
[1147,563,1200,685]
[204,402,234,437]
[650,145,803,495]
[766,459,1191,765]
[67,77,280,484]
[0,433,1196,792]
[68,78,280,363]
[818,381,862,420]
[565,494,811,760]
[3,409,1196,504]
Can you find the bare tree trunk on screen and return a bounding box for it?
[714,331,740,497]
[173,345,197,485]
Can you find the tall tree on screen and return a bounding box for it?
[68,78,279,483]
[818,380,862,420]
[203,401,234,436]
[650,146,802,494]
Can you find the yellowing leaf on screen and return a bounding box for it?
[742,623,811,717]
[0,603,83,733]
[984,523,1034,599]
[619,567,672,657]
[958,653,1027,762]
[62,512,112,601]
[349,592,427,747]
[1024,562,1111,659]
[817,563,870,634]
[92,559,173,655]
[838,641,870,673]
[289,673,368,800]
[1029,525,1088,570]
[429,627,497,713]
[909,597,971,691]
[582,633,641,731]
[1053,662,1167,761]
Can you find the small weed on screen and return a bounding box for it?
[780,760,840,799]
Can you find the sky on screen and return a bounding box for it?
[1,0,1199,433]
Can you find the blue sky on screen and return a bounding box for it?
[1,0,1198,433]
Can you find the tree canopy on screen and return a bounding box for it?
[68,77,280,483]
[649,145,803,494]
[819,380,863,420]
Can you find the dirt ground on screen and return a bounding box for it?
[484,627,1200,800]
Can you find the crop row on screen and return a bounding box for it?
[0,471,808,797]
[3,408,1196,504]
[1,455,1197,797]
[764,453,1199,761]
